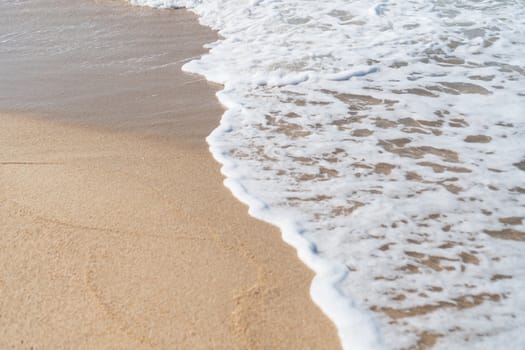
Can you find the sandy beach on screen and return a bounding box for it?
[0,114,338,349]
[0,1,339,349]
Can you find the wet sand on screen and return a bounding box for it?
[0,1,340,349]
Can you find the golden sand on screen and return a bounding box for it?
[0,112,339,349]
[0,0,339,348]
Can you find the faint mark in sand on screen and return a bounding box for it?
[230,280,279,349]
[86,267,158,348]
[5,197,170,241]
[34,215,170,240]
[85,233,251,349]
[0,161,60,165]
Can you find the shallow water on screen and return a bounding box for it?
[0,0,220,142]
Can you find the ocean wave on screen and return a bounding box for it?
[130,0,525,348]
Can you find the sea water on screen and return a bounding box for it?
[131,0,525,348]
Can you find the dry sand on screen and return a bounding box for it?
[0,1,340,349]
[0,114,339,349]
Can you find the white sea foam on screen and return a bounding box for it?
[131,0,525,348]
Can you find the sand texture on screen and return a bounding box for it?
[0,114,339,349]
[0,0,339,348]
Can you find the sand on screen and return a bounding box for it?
[0,1,340,349]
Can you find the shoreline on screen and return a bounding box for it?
[0,113,340,349]
[0,1,341,348]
